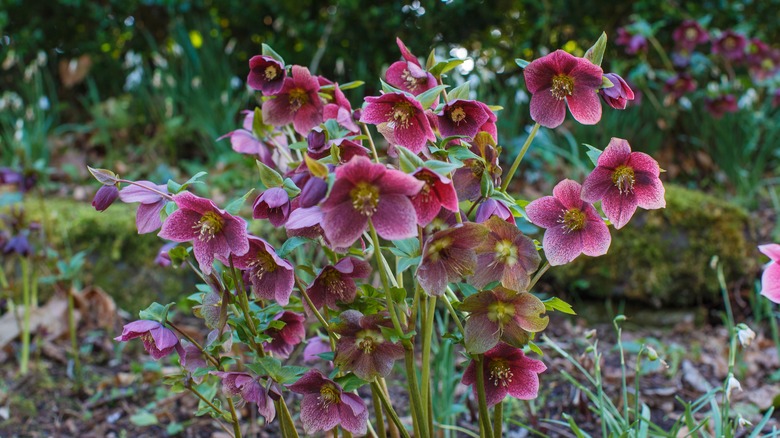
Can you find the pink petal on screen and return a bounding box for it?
[761,262,780,303]
[262,93,295,126]
[566,86,602,125]
[150,325,179,350]
[524,52,562,93]
[379,168,425,196]
[158,209,201,242]
[580,167,614,204]
[529,89,567,128]
[598,138,632,168]
[360,97,394,124]
[322,201,369,249]
[372,195,418,241]
[393,119,433,154]
[335,156,386,185]
[505,365,542,400]
[602,190,638,230]
[222,216,250,256]
[633,176,666,210]
[136,201,165,234]
[339,393,369,435]
[760,244,780,262]
[417,259,448,296]
[525,196,565,228]
[292,101,323,136]
[396,38,420,66]
[412,194,443,226]
[552,179,585,210]
[568,56,604,89]
[119,181,166,204]
[580,219,612,257]
[300,393,340,434]
[542,226,584,266]
[627,150,661,177]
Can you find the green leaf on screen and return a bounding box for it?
[584,32,608,67]
[389,238,420,257]
[390,287,407,302]
[277,236,312,258]
[429,58,465,77]
[515,59,530,69]
[167,179,182,194]
[261,43,285,65]
[166,422,185,435]
[379,325,404,343]
[130,410,158,427]
[168,246,189,266]
[87,166,119,186]
[601,75,614,89]
[252,107,273,138]
[543,297,577,315]
[527,341,544,357]
[225,189,255,214]
[289,140,308,150]
[396,256,421,274]
[380,79,406,95]
[448,145,481,161]
[448,82,470,101]
[335,373,370,392]
[583,144,603,167]
[282,178,301,197]
[438,134,469,149]
[415,84,449,109]
[424,160,461,175]
[256,160,284,188]
[139,302,173,323]
[425,49,436,71]
[304,154,329,179]
[395,145,425,172]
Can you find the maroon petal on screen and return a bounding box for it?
[378,168,425,197]
[136,201,165,234]
[335,155,386,186]
[322,201,369,249]
[417,259,449,296]
[470,253,504,290]
[393,117,434,154]
[339,393,369,435]
[505,361,544,400]
[158,209,201,242]
[292,100,324,136]
[598,138,632,168]
[300,393,340,434]
[222,216,250,256]
[566,86,602,125]
[552,179,584,210]
[411,194,443,226]
[262,92,295,126]
[372,195,418,241]
[288,370,333,395]
[334,257,371,278]
[359,98,394,124]
[523,53,559,93]
[627,151,661,177]
[580,166,615,204]
[530,89,567,128]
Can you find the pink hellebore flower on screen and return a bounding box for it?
[332,310,405,381]
[114,320,179,360]
[525,179,611,266]
[252,187,291,227]
[220,236,294,305]
[158,191,249,275]
[288,370,368,435]
[264,311,306,359]
[759,244,780,304]
[436,99,491,140]
[523,50,604,128]
[360,92,436,154]
[672,20,709,52]
[410,167,460,226]
[461,288,548,354]
[385,37,438,96]
[713,30,747,62]
[581,138,665,229]
[247,55,286,96]
[417,223,489,296]
[471,216,541,291]
[307,256,371,310]
[262,65,323,136]
[212,371,276,422]
[664,73,697,99]
[704,94,738,119]
[119,181,169,234]
[320,156,424,249]
[616,27,648,55]
[323,83,360,133]
[599,73,635,110]
[461,343,546,407]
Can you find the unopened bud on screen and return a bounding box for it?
[92,185,119,212]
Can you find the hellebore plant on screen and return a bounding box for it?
[93,34,666,437]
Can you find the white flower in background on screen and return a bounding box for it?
[738,89,757,108]
[124,67,143,91]
[230,76,241,90]
[191,76,201,89]
[152,52,168,69]
[171,43,183,57]
[38,96,50,111]
[736,323,755,347]
[36,50,47,66]
[737,416,752,428]
[726,374,742,401]
[123,50,142,69]
[14,119,24,142]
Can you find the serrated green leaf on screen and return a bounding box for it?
[448,82,470,101]
[261,43,285,65]
[583,144,603,167]
[256,161,284,188]
[225,189,255,214]
[430,58,465,77]
[515,59,530,69]
[543,297,577,315]
[415,84,448,109]
[584,32,608,67]
[395,145,425,173]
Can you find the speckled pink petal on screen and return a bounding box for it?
[300,393,340,434]
[262,90,295,126]
[339,393,369,435]
[602,189,638,230]
[136,200,165,234]
[581,219,612,257]
[158,208,201,242]
[542,225,584,266]
[464,315,501,354]
[633,176,666,210]
[322,200,369,249]
[566,86,602,125]
[552,179,585,210]
[598,138,632,168]
[525,196,565,228]
[372,194,418,241]
[529,89,566,128]
[581,166,614,204]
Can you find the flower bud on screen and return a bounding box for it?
[475,198,512,223]
[92,185,119,212]
[599,73,635,110]
[736,323,755,347]
[299,177,328,208]
[726,374,742,401]
[306,127,328,158]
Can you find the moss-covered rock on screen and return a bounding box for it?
[547,184,757,307]
[20,196,196,313]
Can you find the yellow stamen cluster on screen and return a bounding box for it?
[350,182,380,216]
[264,65,278,81]
[450,106,467,124]
[318,384,341,406]
[193,211,224,242]
[612,165,636,195]
[426,236,453,263]
[401,69,422,91]
[356,330,381,354]
[494,239,518,266]
[388,102,415,128]
[489,360,514,387]
[288,88,309,112]
[248,250,278,282]
[487,300,516,323]
[558,208,586,233]
[550,74,575,100]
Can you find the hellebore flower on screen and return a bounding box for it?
[158,191,249,275]
[599,73,635,110]
[303,336,332,363]
[253,187,291,227]
[663,73,697,101]
[3,233,31,257]
[452,133,502,202]
[471,216,541,291]
[409,167,459,226]
[704,94,738,119]
[307,256,371,310]
[436,99,490,140]
[581,138,665,229]
[288,369,368,435]
[417,223,489,296]
[523,50,604,128]
[385,37,437,96]
[119,181,169,234]
[360,92,436,154]
[220,236,294,305]
[616,27,648,55]
[92,185,119,212]
[461,288,548,354]
[262,65,323,136]
[475,198,513,224]
[759,244,780,303]
[332,310,405,380]
[323,83,360,133]
[525,179,611,266]
[673,20,709,52]
[247,55,286,96]
[461,343,546,406]
[285,205,325,240]
[713,30,747,62]
[746,40,780,81]
[264,311,306,359]
[212,371,276,422]
[320,156,424,249]
[114,320,179,360]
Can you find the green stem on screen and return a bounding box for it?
[371,381,411,438]
[441,293,465,337]
[420,295,436,435]
[647,35,675,71]
[295,274,338,346]
[188,384,228,417]
[493,401,503,438]
[20,257,31,375]
[367,222,405,338]
[528,262,549,291]
[501,122,540,191]
[225,397,243,438]
[68,288,81,383]
[279,396,300,438]
[614,319,629,424]
[362,123,381,163]
[474,355,494,437]
[371,384,387,438]
[167,321,221,367]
